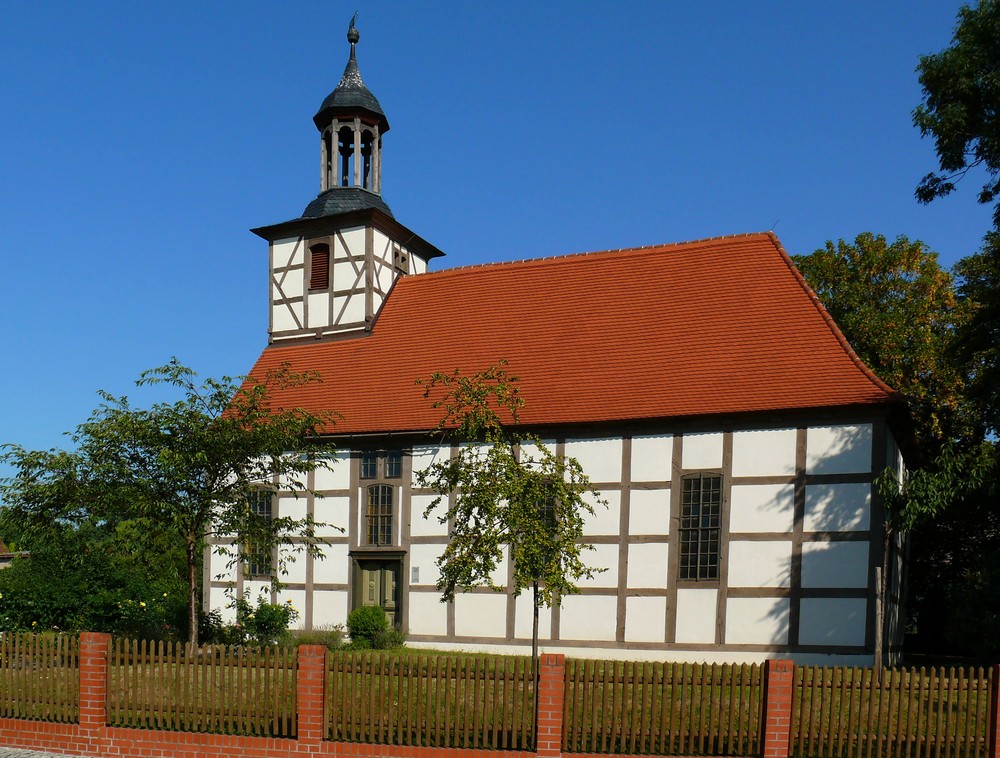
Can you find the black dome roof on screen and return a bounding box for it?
[313,24,389,132]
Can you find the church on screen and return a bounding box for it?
[205,23,911,664]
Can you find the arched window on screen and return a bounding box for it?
[366,484,393,546]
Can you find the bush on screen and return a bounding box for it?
[292,624,345,651]
[371,625,406,650]
[231,595,299,647]
[347,605,387,646]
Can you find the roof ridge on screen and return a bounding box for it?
[767,231,902,401]
[417,231,774,279]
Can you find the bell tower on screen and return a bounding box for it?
[252,18,444,344]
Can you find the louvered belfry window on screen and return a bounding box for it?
[309,244,330,290]
[678,473,723,581]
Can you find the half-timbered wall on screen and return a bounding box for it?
[205,418,903,664]
[268,226,422,342]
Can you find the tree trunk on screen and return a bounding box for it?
[532,580,539,750]
[187,539,199,645]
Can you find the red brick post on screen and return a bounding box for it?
[762,659,794,758]
[297,644,328,744]
[535,653,565,758]
[989,663,1000,758]
[78,631,110,732]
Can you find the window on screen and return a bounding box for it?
[359,449,401,479]
[678,473,722,581]
[309,243,330,290]
[366,484,393,546]
[246,489,273,577]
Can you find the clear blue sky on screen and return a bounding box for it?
[0,2,991,466]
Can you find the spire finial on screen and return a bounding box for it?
[347,12,360,49]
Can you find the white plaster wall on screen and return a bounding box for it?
[412,257,428,275]
[377,264,394,293]
[629,489,669,535]
[625,596,666,642]
[335,293,365,324]
[272,303,302,333]
[801,541,869,588]
[272,238,302,267]
[455,593,508,638]
[682,433,724,469]
[277,495,307,521]
[804,484,871,532]
[576,543,619,588]
[211,544,237,582]
[314,452,351,490]
[559,595,618,641]
[332,261,360,288]
[565,437,622,483]
[731,428,796,477]
[337,227,365,256]
[798,598,867,646]
[408,592,448,636]
[313,544,348,584]
[518,439,557,469]
[314,495,349,538]
[312,590,349,628]
[729,484,794,533]
[514,593,551,640]
[806,425,873,475]
[412,445,450,486]
[631,434,672,482]
[307,293,329,327]
[245,580,271,601]
[408,544,444,587]
[627,543,668,588]
[581,490,619,536]
[209,587,237,624]
[274,273,303,299]
[278,546,307,584]
[409,494,449,537]
[727,541,792,587]
[725,598,789,644]
[674,588,718,643]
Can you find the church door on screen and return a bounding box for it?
[355,559,401,627]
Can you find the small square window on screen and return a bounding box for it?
[361,451,378,479]
[385,450,402,478]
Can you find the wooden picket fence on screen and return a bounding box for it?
[327,651,536,749]
[562,660,763,756]
[107,638,297,736]
[0,632,79,723]
[791,665,992,758]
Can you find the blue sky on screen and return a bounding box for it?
[0,2,990,466]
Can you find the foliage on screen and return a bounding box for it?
[291,624,345,651]
[347,604,388,647]
[231,594,299,647]
[953,233,1000,435]
[913,0,1000,226]
[0,359,341,644]
[415,361,604,609]
[793,233,970,450]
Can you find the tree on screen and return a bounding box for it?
[414,362,605,656]
[793,233,970,449]
[913,0,1000,226]
[0,360,339,643]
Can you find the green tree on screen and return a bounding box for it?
[793,233,970,449]
[0,360,339,643]
[913,0,1000,226]
[414,362,605,647]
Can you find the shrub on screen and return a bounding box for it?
[347,604,387,646]
[292,624,345,651]
[231,595,299,647]
[371,625,406,649]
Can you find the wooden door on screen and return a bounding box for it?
[358,559,400,627]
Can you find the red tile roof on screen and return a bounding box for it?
[247,232,901,435]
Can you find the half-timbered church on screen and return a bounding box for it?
[206,24,912,664]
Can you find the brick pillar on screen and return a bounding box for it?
[535,653,565,758]
[989,663,1000,758]
[78,632,110,732]
[762,659,794,758]
[297,644,328,744]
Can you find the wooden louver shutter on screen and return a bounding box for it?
[309,244,330,290]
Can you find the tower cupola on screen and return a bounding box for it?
[314,17,388,195]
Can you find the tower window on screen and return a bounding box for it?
[338,126,355,186]
[309,244,330,290]
[678,473,723,581]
